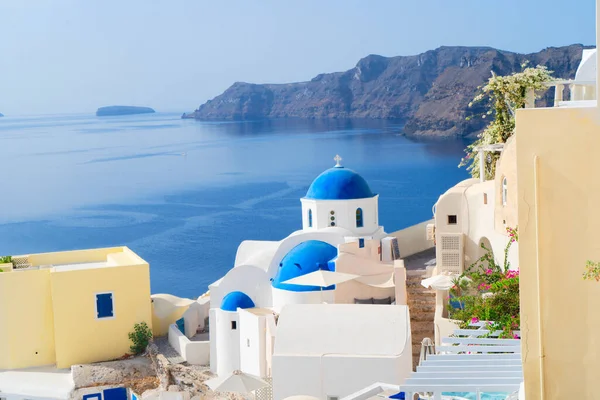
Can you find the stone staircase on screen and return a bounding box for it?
[406,269,436,369]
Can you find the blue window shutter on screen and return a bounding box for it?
[359,238,365,248]
[103,387,127,400]
[96,293,114,319]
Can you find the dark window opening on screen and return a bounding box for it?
[356,208,364,228]
[447,215,457,225]
[231,321,237,330]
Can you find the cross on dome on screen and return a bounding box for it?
[334,154,342,167]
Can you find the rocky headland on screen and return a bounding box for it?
[96,106,155,117]
[185,44,586,137]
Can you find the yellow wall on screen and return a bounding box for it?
[516,105,600,399]
[24,247,124,267]
[0,269,56,369]
[494,135,518,233]
[50,263,152,368]
[151,304,188,337]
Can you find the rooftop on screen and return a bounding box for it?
[0,366,74,399]
[0,246,147,273]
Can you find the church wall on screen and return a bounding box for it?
[239,310,267,377]
[301,197,379,234]
[214,309,241,376]
[209,265,272,310]
[209,308,218,373]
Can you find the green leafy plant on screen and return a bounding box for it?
[448,227,520,338]
[583,260,600,282]
[459,64,554,179]
[128,322,153,355]
[0,256,12,264]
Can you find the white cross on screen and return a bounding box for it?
[334,154,342,167]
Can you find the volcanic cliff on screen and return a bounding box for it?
[185,45,586,137]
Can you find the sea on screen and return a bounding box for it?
[0,112,470,298]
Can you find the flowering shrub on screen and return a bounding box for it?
[459,65,554,180]
[448,227,520,338]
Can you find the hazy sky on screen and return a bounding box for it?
[0,0,596,115]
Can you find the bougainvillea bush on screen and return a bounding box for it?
[448,227,520,339]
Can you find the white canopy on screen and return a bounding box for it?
[355,272,395,288]
[205,370,269,393]
[420,274,459,291]
[281,270,359,287]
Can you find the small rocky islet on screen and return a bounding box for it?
[96,106,155,117]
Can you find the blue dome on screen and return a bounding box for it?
[272,240,338,292]
[220,291,255,311]
[305,167,374,200]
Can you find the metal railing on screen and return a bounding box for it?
[418,337,436,367]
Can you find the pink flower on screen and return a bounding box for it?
[486,269,493,275]
[505,270,519,279]
[513,334,520,339]
[471,317,479,324]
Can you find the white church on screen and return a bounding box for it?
[163,156,414,400]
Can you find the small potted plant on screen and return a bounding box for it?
[0,256,13,272]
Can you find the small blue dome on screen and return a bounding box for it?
[272,240,338,292]
[305,167,374,200]
[220,291,255,311]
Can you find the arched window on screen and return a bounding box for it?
[308,209,313,228]
[502,177,508,206]
[356,208,364,228]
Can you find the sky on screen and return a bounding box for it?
[0,0,596,116]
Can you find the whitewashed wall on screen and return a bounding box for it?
[239,310,266,377]
[390,219,435,258]
[300,196,380,234]
[209,265,272,310]
[167,324,210,366]
[272,287,334,312]
[214,309,241,376]
[272,355,410,400]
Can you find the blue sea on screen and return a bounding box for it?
[0,113,469,298]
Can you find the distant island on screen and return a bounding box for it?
[0,113,4,117]
[183,44,585,138]
[96,106,155,117]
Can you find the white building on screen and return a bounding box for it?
[168,156,413,400]
[272,304,412,400]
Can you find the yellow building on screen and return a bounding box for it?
[516,7,600,398]
[0,247,152,369]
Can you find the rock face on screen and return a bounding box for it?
[96,106,155,117]
[187,45,586,137]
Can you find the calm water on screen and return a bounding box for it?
[0,113,469,297]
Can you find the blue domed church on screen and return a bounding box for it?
[205,156,407,383]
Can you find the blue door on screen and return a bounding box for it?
[103,387,127,400]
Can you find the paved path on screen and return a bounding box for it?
[403,247,436,271]
[154,336,185,365]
